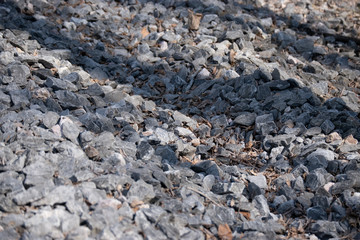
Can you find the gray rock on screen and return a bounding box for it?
[271,30,296,48]
[154,127,177,145]
[156,214,181,239]
[210,114,228,128]
[294,37,314,53]
[71,170,96,183]
[305,169,326,191]
[137,141,155,161]
[155,145,178,165]
[311,81,328,96]
[309,220,345,239]
[191,160,222,177]
[56,90,91,109]
[203,174,216,191]
[127,179,155,203]
[153,170,173,189]
[0,89,11,107]
[320,119,335,135]
[174,126,196,139]
[84,83,105,96]
[247,182,262,200]
[0,228,22,239]
[33,185,75,206]
[22,159,55,187]
[45,76,77,91]
[43,111,60,129]
[9,89,30,106]
[7,62,31,86]
[292,176,305,192]
[341,91,360,112]
[306,206,328,220]
[277,199,294,214]
[92,174,133,193]
[79,113,115,133]
[253,195,271,217]
[66,226,91,240]
[247,174,267,189]
[60,116,80,143]
[306,155,329,172]
[80,184,107,205]
[204,204,235,225]
[238,83,257,98]
[255,113,277,135]
[265,80,291,90]
[234,112,256,126]
[12,184,54,206]
[0,171,24,194]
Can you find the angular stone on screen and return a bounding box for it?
[234,112,256,126]
[309,220,345,239]
[45,76,77,91]
[294,37,314,53]
[56,90,91,109]
[253,195,270,217]
[60,116,80,143]
[79,113,115,133]
[305,170,326,191]
[277,199,295,214]
[33,185,75,206]
[320,119,335,135]
[127,179,155,203]
[307,206,328,220]
[155,145,178,165]
[137,141,155,161]
[204,204,235,225]
[9,89,30,106]
[247,182,262,200]
[247,174,267,189]
[7,62,31,86]
[80,185,107,205]
[43,111,60,129]
[191,160,222,177]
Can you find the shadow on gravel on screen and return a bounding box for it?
[0,0,359,137]
[0,0,359,138]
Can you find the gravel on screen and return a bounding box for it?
[0,0,359,239]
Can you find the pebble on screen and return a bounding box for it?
[0,0,359,239]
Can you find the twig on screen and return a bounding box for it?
[186,186,221,206]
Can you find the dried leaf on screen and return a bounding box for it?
[188,10,202,31]
[141,26,149,38]
[240,211,251,220]
[218,224,232,240]
[245,141,253,148]
[229,49,236,64]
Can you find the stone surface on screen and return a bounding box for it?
[0,0,359,239]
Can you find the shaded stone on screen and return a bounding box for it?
[191,160,222,177]
[155,145,178,165]
[294,38,314,53]
[234,112,256,126]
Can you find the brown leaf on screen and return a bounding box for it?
[240,211,251,220]
[141,26,150,38]
[245,141,253,148]
[84,146,100,160]
[188,10,202,31]
[229,49,236,64]
[218,224,232,240]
